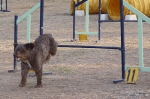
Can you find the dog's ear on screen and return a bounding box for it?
[24,43,35,50]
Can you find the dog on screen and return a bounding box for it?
[14,34,58,88]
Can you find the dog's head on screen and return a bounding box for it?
[14,43,35,61]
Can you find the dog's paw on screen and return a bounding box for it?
[19,83,26,87]
[35,84,43,88]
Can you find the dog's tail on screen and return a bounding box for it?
[49,36,58,56]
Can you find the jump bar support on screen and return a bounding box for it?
[58,45,121,50]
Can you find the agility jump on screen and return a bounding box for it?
[61,0,125,84]
[123,1,150,72]
[73,0,150,84]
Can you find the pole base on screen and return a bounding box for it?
[8,69,17,73]
[0,10,10,12]
[113,79,124,84]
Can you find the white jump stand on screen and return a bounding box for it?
[75,10,84,16]
[125,15,137,20]
[100,14,110,20]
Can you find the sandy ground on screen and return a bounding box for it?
[1,0,150,99]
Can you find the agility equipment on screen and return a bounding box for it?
[65,0,126,84]
[96,0,150,83]
[124,0,150,73]
[70,0,108,15]
[122,0,150,83]
[0,0,9,12]
[125,15,137,20]
[107,0,150,20]
[78,34,88,41]
[73,0,101,40]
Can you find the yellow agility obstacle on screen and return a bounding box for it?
[107,0,150,20]
[70,0,108,15]
[70,0,150,20]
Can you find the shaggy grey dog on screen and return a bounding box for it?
[14,34,58,88]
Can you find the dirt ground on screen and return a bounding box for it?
[1,0,150,99]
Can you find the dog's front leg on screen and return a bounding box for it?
[19,62,28,87]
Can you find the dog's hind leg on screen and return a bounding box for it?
[35,67,43,88]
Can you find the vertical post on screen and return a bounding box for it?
[138,17,144,69]
[73,1,75,40]
[5,0,7,11]
[1,0,2,11]
[120,0,125,79]
[40,0,44,35]
[98,0,101,40]
[14,15,18,70]
[1,0,10,12]
[26,14,31,43]
[85,0,89,33]
[113,0,125,84]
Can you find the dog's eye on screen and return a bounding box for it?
[20,50,26,53]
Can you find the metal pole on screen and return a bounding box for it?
[85,0,89,33]
[120,0,125,79]
[40,0,44,35]
[73,1,75,40]
[6,0,7,11]
[14,15,18,70]
[1,0,2,11]
[98,0,101,40]
[58,45,121,50]
[113,0,125,84]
